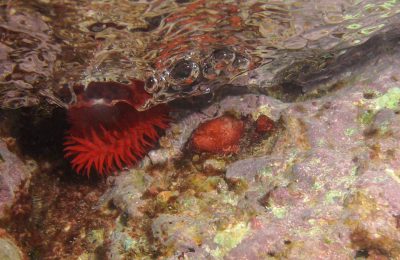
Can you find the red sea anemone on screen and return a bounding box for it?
[64,80,170,176]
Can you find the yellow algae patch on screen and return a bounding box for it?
[210,222,251,259]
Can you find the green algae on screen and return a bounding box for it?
[358,110,375,125]
[341,166,359,187]
[364,3,376,11]
[358,87,400,132]
[313,181,324,191]
[360,24,385,35]
[344,127,357,136]
[126,169,151,193]
[379,121,391,135]
[306,226,323,237]
[221,193,239,207]
[210,222,250,259]
[374,87,400,110]
[344,12,362,20]
[324,190,344,205]
[186,175,223,193]
[152,172,254,258]
[381,0,398,10]
[86,229,105,246]
[122,236,135,251]
[259,166,273,177]
[294,223,337,246]
[178,194,199,211]
[385,168,400,184]
[346,23,362,29]
[317,139,326,147]
[270,205,288,219]
[309,157,321,166]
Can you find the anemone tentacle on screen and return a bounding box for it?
[63,81,170,176]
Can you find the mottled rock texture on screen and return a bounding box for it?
[0,140,30,219]
[3,0,400,259]
[100,33,400,259]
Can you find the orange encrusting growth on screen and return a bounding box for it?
[191,115,244,154]
[63,80,170,176]
[255,114,275,134]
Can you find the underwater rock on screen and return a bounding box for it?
[225,156,270,184]
[148,93,285,163]
[0,8,61,109]
[6,1,400,258]
[4,0,398,112]
[151,214,206,253]
[99,171,152,218]
[0,140,31,218]
[0,231,24,260]
[345,191,400,258]
[13,53,400,258]
[224,48,400,259]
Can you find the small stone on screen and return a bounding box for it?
[0,235,23,260]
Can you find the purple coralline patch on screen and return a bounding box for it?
[225,156,270,184]
[0,140,31,218]
[99,171,152,218]
[5,0,400,258]
[97,43,400,259]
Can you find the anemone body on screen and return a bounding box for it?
[64,80,169,176]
